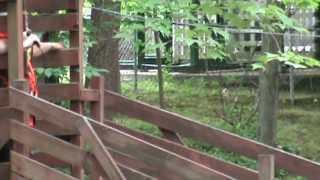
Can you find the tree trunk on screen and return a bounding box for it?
[190,0,200,69]
[259,61,279,146]
[259,0,282,147]
[316,6,320,59]
[88,0,121,93]
[154,31,165,108]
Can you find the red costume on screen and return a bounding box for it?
[0,31,36,128]
[0,32,8,39]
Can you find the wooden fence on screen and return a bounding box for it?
[1,0,320,179]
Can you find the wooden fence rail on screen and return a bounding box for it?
[11,152,77,180]
[104,90,320,179]
[10,120,153,180]
[9,87,126,180]
[102,120,259,179]
[8,87,235,180]
[0,162,10,179]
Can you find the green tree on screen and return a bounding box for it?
[88,0,121,93]
[115,0,320,145]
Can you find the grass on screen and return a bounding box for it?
[114,76,320,179]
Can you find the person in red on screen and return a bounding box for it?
[0,31,64,55]
[1,31,64,127]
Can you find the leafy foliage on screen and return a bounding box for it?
[118,0,320,68]
[254,52,320,70]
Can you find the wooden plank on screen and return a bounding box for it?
[80,89,100,101]
[9,88,126,180]
[0,163,10,180]
[1,49,79,69]
[10,120,108,179]
[32,153,70,168]
[12,121,154,180]
[104,90,320,179]
[11,152,77,180]
[26,0,77,12]
[38,83,99,101]
[0,88,8,106]
[118,163,157,180]
[7,0,24,81]
[258,155,274,180]
[0,55,8,69]
[88,76,104,180]
[90,121,235,180]
[68,1,84,177]
[89,76,104,122]
[9,88,235,180]
[30,121,234,180]
[0,107,13,149]
[33,48,79,68]
[29,13,78,32]
[32,153,157,180]
[0,15,6,32]
[103,120,258,180]
[38,83,80,101]
[35,120,77,136]
[108,149,161,179]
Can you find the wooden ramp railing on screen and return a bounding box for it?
[104,90,320,179]
[2,87,235,180]
[8,87,126,180]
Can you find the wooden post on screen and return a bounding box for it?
[11,81,30,180]
[7,0,24,82]
[69,0,84,178]
[89,76,104,179]
[258,154,275,180]
[11,82,29,148]
[90,76,104,123]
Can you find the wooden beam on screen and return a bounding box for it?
[0,108,12,149]
[11,152,77,180]
[90,121,235,180]
[35,120,77,136]
[103,120,258,180]
[89,76,104,122]
[38,83,100,102]
[32,153,157,180]
[0,15,6,32]
[9,88,126,180]
[0,88,8,106]
[11,121,154,180]
[258,155,274,180]
[33,48,79,68]
[0,163,10,180]
[10,120,108,179]
[30,121,234,180]
[1,49,79,69]
[118,163,157,180]
[7,0,24,81]
[0,55,8,69]
[9,88,234,180]
[26,0,77,12]
[38,83,80,101]
[29,13,78,32]
[104,90,320,179]
[68,1,84,177]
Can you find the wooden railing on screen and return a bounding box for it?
[104,90,320,179]
[2,87,236,180]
